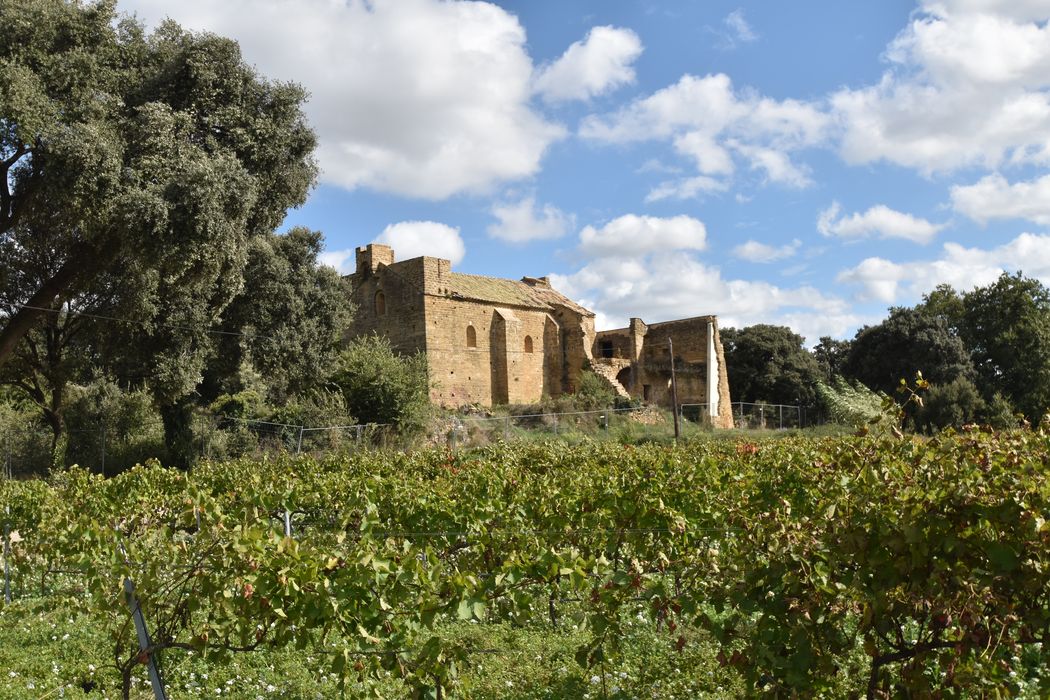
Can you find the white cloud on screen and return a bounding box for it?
[896,4,1050,87]
[645,175,728,202]
[951,173,1050,225]
[374,221,466,265]
[817,202,945,243]
[724,9,758,43]
[673,132,735,176]
[120,0,565,200]
[581,73,828,193]
[551,215,859,341]
[581,74,825,146]
[578,214,707,258]
[318,249,356,274]
[487,196,573,243]
[551,252,858,341]
[533,26,643,103]
[921,0,1050,22]
[832,3,1050,174]
[635,158,682,175]
[732,239,801,263]
[321,221,467,270]
[837,232,1050,302]
[731,142,813,187]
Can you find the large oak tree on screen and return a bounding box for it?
[958,272,1050,421]
[721,324,822,407]
[0,0,317,366]
[1,0,318,464]
[844,307,974,397]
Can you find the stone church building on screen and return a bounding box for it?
[346,244,732,428]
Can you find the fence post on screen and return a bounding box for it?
[118,542,168,700]
[4,506,11,604]
[602,410,609,432]
[99,424,106,476]
[779,405,784,430]
[504,417,510,442]
[553,414,558,435]
[668,338,681,442]
[283,510,292,538]
[295,426,305,456]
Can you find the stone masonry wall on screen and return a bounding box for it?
[423,297,561,407]
[551,306,595,394]
[636,319,710,409]
[595,315,732,428]
[346,258,427,354]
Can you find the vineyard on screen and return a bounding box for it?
[0,423,1048,699]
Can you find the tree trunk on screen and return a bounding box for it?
[0,263,82,367]
[0,237,114,367]
[43,408,66,470]
[160,401,196,469]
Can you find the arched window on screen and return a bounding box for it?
[466,325,477,348]
[374,290,386,316]
[523,335,534,353]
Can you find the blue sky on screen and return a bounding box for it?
[121,0,1050,342]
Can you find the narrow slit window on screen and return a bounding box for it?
[524,335,534,353]
[374,290,386,316]
[466,325,477,348]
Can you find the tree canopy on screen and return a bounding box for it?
[844,307,974,397]
[0,0,341,468]
[721,324,822,406]
[0,0,317,366]
[202,227,353,405]
[957,272,1050,420]
[722,273,1050,430]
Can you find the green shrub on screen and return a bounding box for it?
[208,390,267,419]
[915,376,985,432]
[573,369,618,411]
[816,375,885,426]
[63,378,165,474]
[331,335,430,433]
[980,392,1019,429]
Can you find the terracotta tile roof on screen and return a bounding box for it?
[443,272,593,316]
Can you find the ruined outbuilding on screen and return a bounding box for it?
[592,317,732,427]
[346,244,732,428]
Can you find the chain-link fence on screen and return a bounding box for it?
[0,417,399,478]
[2,407,682,477]
[200,416,400,461]
[441,407,653,449]
[681,402,814,430]
[0,423,166,478]
[6,403,816,477]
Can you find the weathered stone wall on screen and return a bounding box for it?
[551,306,595,394]
[595,315,732,428]
[423,297,562,407]
[346,251,427,354]
[594,328,632,360]
[636,320,709,409]
[710,322,733,425]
